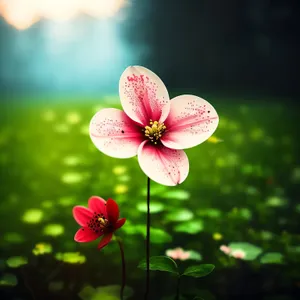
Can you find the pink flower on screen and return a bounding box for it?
[90,66,219,186]
[220,245,232,255]
[72,196,126,250]
[230,249,246,260]
[166,247,191,261]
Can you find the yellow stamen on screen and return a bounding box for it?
[143,120,166,144]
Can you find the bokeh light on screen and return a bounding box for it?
[0,0,127,30]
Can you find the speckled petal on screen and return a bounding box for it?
[119,66,170,126]
[161,95,219,149]
[74,227,101,242]
[137,141,189,186]
[88,196,107,218]
[90,108,144,158]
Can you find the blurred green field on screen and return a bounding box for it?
[0,95,300,300]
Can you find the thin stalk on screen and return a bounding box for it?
[175,275,181,300]
[116,237,126,300]
[144,177,151,300]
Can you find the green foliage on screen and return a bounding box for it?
[138,256,179,275]
[266,196,287,207]
[228,242,262,261]
[3,232,25,244]
[55,252,86,264]
[183,264,215,278]
[260,252,284,264]
[188,250,202,261]
[136,202,165,213]
[0,98,299,298]
[197,208,221,218]
[6,256,28,268]
[165,209,194,222]
[43,224,65,237]
[174,220,204,234]
[48,281,64,292]
[79,285,134,300]
[32,243,53,255]
[22,209,44,224]
[123,224,172,243]
[161,190,190,201]
[0,273,18,286]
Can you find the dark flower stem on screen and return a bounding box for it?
[116,236,126,300]
[175,275,181,300]
[144,177,151,300]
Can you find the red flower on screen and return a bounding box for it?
[72,196,126,250]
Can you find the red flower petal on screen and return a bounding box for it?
[88,196,107,218]
[106,198,120,224]
[74,227,100,242]
[98,232,113,250]
[72,206,93,226]
[114,218,126,230]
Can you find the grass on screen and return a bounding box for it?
[0,95,299,300]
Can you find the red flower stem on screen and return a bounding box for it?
[116,236,126,300]
[144,177,151,300]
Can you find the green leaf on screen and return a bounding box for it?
[0,273,18,287]
[197,208,221,218]
[266,196,287,207]
[228,242,262,261]
[183,264,215,278]
[6,256,28,268]
[123,224,172,243]
[165,209,194,222]
[141,184,167,196]
[136,202,165,213]
[287,245,300,254]
[161,190,190,201]
[138,256,179,275]
[141,227,172,244]
[79,285,134,300]
[150,228,172,244]
[174,220,204,234]
[188,250,202,261]
[260,252,284,264]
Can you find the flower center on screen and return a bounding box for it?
[144,120,166,144]
[88,212,110,234]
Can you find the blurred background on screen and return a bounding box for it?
[0,0,299,299]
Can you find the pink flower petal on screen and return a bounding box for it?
[166,250,178,259]
[90,108,143,159]
[231,249,246,259]
[72,206,93,226]
[220,245,232,255]
[74,227,100,242]
[161,95,219,149]
[119,66,170,126]
[98,232,113,250]
[137,141,189,186]
[180,252,191,261]
[114,218,126,230]
[88,196,107,218]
